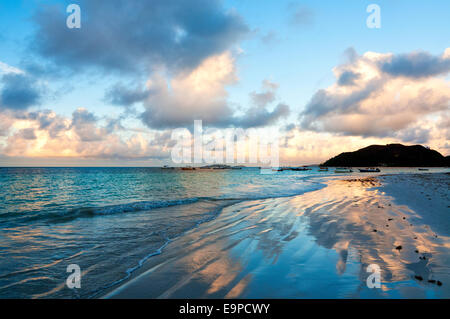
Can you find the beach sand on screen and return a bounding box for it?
[103,173,449,299]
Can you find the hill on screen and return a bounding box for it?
[322,144,449,167]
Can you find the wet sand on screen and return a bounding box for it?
[103,173,450,299]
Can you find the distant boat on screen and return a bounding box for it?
[358,168,380,173]
[291,167,311,171]
[181,167,196,170]
[161,165,174,169]
[418,168,429,171]
[335,168,353,173]
[318,167,328,172]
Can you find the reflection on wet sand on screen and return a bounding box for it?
[106,175,449,299]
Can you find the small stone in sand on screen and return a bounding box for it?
[386,225,389,227]
[388,218,393,221]
[403,217,406,220]
[395,245,402,250]
[373,229,377,232]
[415,275,423,281]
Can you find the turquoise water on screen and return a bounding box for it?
[0,167,447,298]
[0,167,325,298]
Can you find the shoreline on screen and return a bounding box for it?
[102,172,450,299]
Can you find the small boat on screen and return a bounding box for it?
[161,165,174,169]
[358,168,380,173]
[418,168,429,171]
[335,168,353,173]
[291,167,311,171]
[181,167,196,170]
[318,167,328,172]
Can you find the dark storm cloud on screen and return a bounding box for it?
[0,74,41,110]
[32,0,248,74]
[379,51,450,78]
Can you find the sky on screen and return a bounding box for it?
[0,0,449,166]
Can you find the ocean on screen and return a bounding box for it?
[0,167,447,298]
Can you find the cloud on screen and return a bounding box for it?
[288,5,314,27]
[0,112,14,136]
[233,102,290,128]
[395,126,430,144]
[379,50,450,78]
[25,110,70,138]
[104,84,151,107]
[337,71,360,86]
[300,48,450,138]
[0,108,172,160]
[17,128,37,140]
[141,51,237,129]
[0,61,24,75]
[71,108,108,142]
[250,80,279,107]
[32,0,248,75]
[0,73,42,110]
[260,31,280,46]
[140,54,289,129]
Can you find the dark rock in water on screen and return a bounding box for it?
[321,144,449,167]
[415,275,423,281]
[395,245,402,250]
[437,281,443,286]
[428,280,436,284]
[415,250,419,253]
